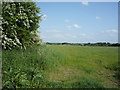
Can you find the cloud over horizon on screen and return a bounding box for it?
[67,24,81,29]
[106,29,118,33]
[81,1,89,6]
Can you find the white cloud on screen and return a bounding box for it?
[106,29,118,33]
[40,27,118,43]
[73,24,80,28]
[81,1,89,6]
[64,19,70,22]
[80,33,87,36]
[41,29,79,42]
[67,24,81,29]
[96,16,101,20]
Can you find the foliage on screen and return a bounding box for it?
[2,45,47,88]
[2,45,119,88]
[2,1,43,50]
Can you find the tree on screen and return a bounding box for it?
[1,1,43,50]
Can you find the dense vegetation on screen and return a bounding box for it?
[1,1,46,89]
[2,1,42,50]
[2,45,119,88]
[2,45,48,88]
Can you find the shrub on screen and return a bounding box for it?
[2,1,43,50]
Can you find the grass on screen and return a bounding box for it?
[44,45,119,88]
[2,45,119,88]
[2,45,48,88]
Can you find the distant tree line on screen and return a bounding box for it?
[46,42,120,47]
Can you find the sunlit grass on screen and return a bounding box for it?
[45,45,119,88]
[2,45,119,88]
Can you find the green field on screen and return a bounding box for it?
[44,45,119,88]
[2,45,119,88]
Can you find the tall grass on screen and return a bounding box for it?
[2,45,49,88]
[2,45,119,88]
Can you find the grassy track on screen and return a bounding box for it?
[44,45,119,88]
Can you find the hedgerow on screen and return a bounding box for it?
[1,1,44,50]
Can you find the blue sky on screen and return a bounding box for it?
[36,2,118,43]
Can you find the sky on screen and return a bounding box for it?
[36,2,118,43]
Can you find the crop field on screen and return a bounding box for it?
[2,45,119,88]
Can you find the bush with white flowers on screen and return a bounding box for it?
[2,2,42,50]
